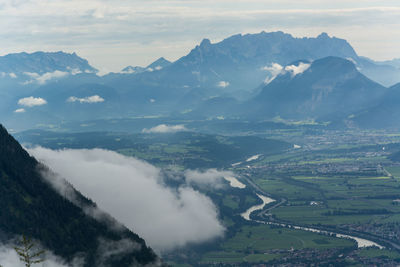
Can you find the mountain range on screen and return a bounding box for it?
[121,57,171,74]
[0,51,96,75]
[1,31,400,130]
[245,57,387,121]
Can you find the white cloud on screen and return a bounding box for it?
[23,72,39,79]
[263,62,310,83]
[0,72,18,78]
[120,67,136,74]
[262,63,283,84]
[14,108,25,113]
[67,67,83,75]
[96,238,144,266]
[36,71,69,84]
[28,147,225,252]
[142,124,188,134]
[18,96,47,107]
[24,70,69,85]
[67,95,105,103]
[346,57,357,65]
[284,62,311,77]
[217,81,230,88]
[263,63,283,74]
[185,169,235,189]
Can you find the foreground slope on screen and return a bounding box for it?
[0,125,159,266]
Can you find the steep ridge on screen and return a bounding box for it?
[116,32,359,97]
[246,57,386,121]
[97,32,365,117]
[0,124,159,266]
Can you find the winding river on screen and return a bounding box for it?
[224,176,246,189]
[240,193,384,249]
[241,194,275,221]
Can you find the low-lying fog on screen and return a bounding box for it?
[29,147,228,252]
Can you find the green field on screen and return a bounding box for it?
[200,224,355,264]
[386,166,400,179]
[358,247,400,259]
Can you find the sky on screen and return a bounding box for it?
[0,0,399,73]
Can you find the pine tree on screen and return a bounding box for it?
[14,235,45,267]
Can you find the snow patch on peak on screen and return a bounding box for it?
[346,57,357,65]
[284,62,311,77]
[263,63,284,84]
[217,81,230,88]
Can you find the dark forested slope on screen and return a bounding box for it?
[0,124,159,266]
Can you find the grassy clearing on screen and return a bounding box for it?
[223,195,240,210]
[386,166,400,179]
[358,247,400,259]
[200,224,355,264]
[256,178,323,201]
[200,251,246,264]
[244,253,281,262]
[272,205,375,225]
[200,252,281,264]
[222,225,355,251]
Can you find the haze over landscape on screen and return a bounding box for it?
[1,1,400,267]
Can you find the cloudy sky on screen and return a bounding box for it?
[1,0,399,72]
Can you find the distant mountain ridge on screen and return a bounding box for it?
[121,57,171,74]
[0,51,98,119]
[350,82,400,128]
[159,31,360,96]
[0,51,97,75]
[2,31,400,130]
[378,58,400,69]
[147,57,171,70]
[245,57,386,121]
[92,31,378,120]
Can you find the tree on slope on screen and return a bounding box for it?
[14,235,45,267]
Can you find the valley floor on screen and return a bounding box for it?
[16,123,400,266]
